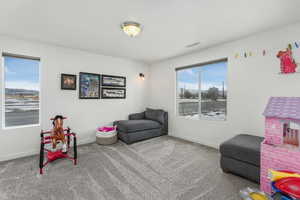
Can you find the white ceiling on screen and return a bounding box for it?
[0,0,300,63]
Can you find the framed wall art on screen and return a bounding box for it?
[101,75,126,87]
[101,87,126,99]
[79,72,100,99]
[61,74,77,90]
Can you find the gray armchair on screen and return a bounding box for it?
[114,108,168,144]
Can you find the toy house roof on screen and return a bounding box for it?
[263,97,300,120]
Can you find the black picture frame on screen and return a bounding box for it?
[79,72,101,99]
[61,74,77,90]
[101,75,126,87]
[101,87,126,99]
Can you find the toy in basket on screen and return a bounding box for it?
[96,126,117,145]
[39,115,77,174]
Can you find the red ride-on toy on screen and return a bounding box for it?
[39,116,77,174]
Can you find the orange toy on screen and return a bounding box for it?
[51,115,67,152]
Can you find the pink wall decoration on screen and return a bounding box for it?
[277,48,297,74]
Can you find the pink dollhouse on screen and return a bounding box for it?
[261,97,300,194]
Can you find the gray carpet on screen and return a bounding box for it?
[0,136,257,200]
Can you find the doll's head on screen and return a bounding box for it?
[52,115,64,129]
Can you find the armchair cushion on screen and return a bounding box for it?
[116,120,161,133]
[129,112,145,120]
[145,108,165,124]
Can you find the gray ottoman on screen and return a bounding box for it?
[219,134,264,183]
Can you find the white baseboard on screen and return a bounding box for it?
[0,136,95,162]
[168,133,219,149]
[77,136,95,145]
[0,150,38,163]
[1,134,218,162]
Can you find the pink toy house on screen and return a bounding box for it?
[261,97,300,194]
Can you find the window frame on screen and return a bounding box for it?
[2,53,41,129]
[175,58,228,121]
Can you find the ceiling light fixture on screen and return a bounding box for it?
[185,42,200,48]
[121,21,142,37]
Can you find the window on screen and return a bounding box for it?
[176,59,227,120]
[283,121,299,147]
[3,53,40,128]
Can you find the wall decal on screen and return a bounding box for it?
[233,40,300,59]
[277,48,297,74]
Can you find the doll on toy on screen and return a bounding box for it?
[51,115,67,153]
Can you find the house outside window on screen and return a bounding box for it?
[2,53,40,128]
[176,58,227,120]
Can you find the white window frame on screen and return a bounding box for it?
[176,58,228,121]
[2,53,41,129]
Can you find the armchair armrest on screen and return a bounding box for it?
[162,112,168,135]
[129,112,145,120]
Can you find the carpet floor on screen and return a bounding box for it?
[0,136,258,200]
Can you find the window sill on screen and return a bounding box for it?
[2,124,40,130]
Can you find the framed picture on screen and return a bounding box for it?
[101,75,126,87]
[61,74,77,90]
[101,87,126,99]
[79,72,100,99]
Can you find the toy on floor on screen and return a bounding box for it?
[39,115,77,174]
[269,170,300,182]
[261,97,300,194]
[240,187,272,200]
[269,170,300,200]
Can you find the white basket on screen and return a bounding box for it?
[96,129,116,137]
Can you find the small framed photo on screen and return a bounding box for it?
[61,74,77,90]
[101,87,126,99]
[101,75,126,87]
[79,72,100,99]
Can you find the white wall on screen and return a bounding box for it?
[0,36,149,161]
[148,23,300,149]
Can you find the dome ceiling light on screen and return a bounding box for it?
[121,21,142,37]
